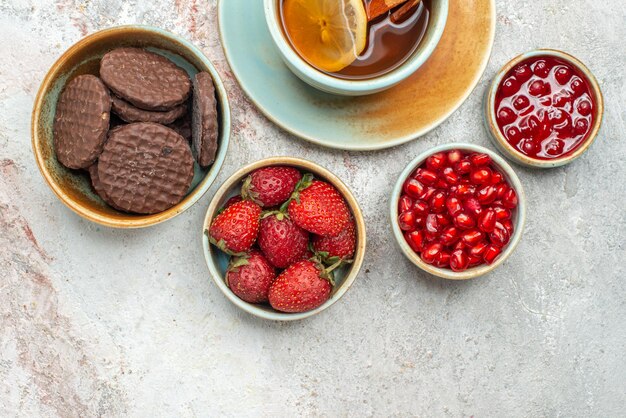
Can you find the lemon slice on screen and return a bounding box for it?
[283,0,368,73]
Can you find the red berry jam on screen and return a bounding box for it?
[399,150,518,272]
[495,56,595,160]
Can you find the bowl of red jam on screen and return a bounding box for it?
[390,144,526,280]
[485,49,604,168]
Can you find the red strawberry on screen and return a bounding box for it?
[268,260,333,313]
[242,166,302,207]
[226,250,276,304]
[258,212,309,268]
[208,200,261,255]
[312,220,356,262]
[217,195,243,214]
[287,177,350,237]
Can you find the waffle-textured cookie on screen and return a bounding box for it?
[111,95,187,124]
[53,75,111,169]
[191,72,219,168]
[98,123,194,214]
[88,163,125,211]
[100,48,191,111]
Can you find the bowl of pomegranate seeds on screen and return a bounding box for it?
[202,157,366,320]
[485,49,604,168]
[391,144,526,280]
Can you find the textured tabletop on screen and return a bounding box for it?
[1,0,625,416]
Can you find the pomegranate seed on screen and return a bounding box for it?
[454,212,475,230]
[545,139,565,156]
[533,60,551,78]
[577,100,592,116]
[399,195,413,213]
[469,242,489,258]
[450,250,469,272]
[468,254,483,267]
[497,107,517,125]
[436,214,451,227]
[470,153,491,167]
[501,76,520,96]
[425,214,439,234]
[553,91,573,109]
[440,226,459,245]
[435,179,448,189]
[430,191,447,213]
[502,219,514,236]
[514,64,532,82]
[491,171,503,184]
[453,241,466,251]
[435,251,451,268]
[442,167,460,185]
[454,160,472,175]
[455,184,475,198]
[489,222,510,247]
[554,66,572,85]
[426,153,446,171]
[476,185,497,205]
[446,196,462,216]
[470,168,492,185]
[493,206,511,220]
[421,243,443,264]
[461,229,484,246]
[478,208,497,233]
[483,245,502,264]
[502,188,518,209]
[464,197,483,217]
[404,178,425,198]
[419,186,437,201]
[570,77,585,96]
[398,211,417,231]
[495,183,508,199]
[413,200,429,215]
[513,95,530,110]
[405,230,425,253]
[416,169,438,185]
[447,150,462,165]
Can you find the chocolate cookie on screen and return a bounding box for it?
[87,163,125,211]
[167,110,192,142]
[100,48,191,111]
[191,72,219,167]
[53,74,111,169]
[111,95,188,124]
[98,123,194,214]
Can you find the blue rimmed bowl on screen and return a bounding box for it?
[32,25,231,228]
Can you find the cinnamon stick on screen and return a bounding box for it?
[390,0,421,23]
[367,0,408,21]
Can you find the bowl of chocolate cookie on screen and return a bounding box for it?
[32,25,230,228]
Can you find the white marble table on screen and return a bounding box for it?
[1,0,624,416]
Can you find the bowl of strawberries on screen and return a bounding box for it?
[391,143,526,280]
[203,157,366,320]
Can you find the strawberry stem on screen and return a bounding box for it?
[280,173,314,212]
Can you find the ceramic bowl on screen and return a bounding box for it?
[485,49,604,168]
[390,143,526,280]
[31,25,231,228]
[263,0,449,96]
[202,157,366,321]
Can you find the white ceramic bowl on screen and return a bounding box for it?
[263,0,449,96]
[485,49,604,168]
[390,143,526,280]
[202,157,366,321]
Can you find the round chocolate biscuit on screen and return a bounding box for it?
[191,72,219,168]
[98,123,194,215]
[100,48,191,111]
[53,74,111,169]
[87,163,125,211]
[167,110,192,142]
[111,95,188,124]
